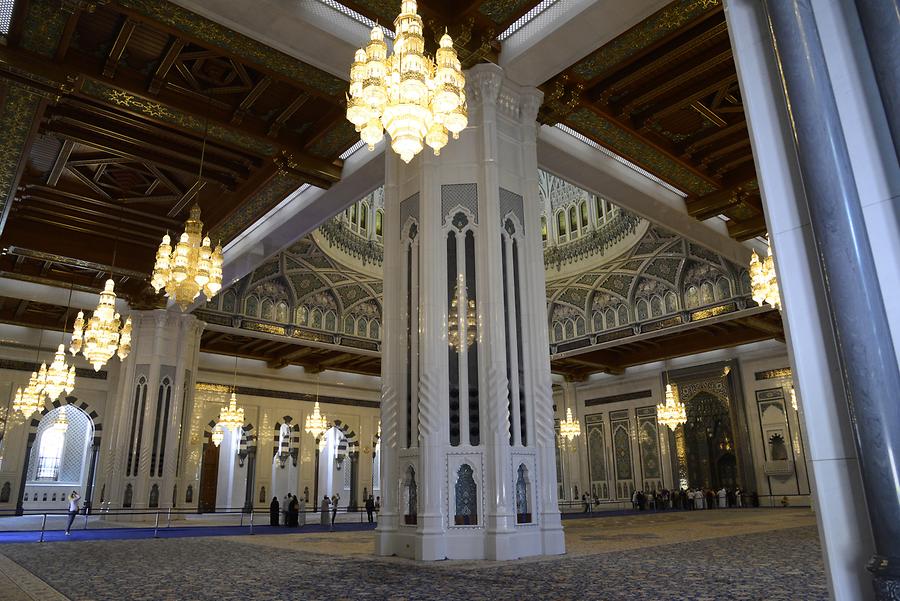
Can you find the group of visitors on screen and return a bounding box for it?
[626,487,760,511]
[269,494,307,527]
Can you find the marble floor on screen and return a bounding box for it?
[0,508,826,601]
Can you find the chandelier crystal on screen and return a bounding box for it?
[657,383,687,430]
[559,407,582,441]
[151,205,223,310]
[71,279,132,371]
[346,1,468,163]
[13,371,45,417]
[749,238,781,311]
[42,344,76,402]
[211,424,225,448]
[448,276,476,352]
[304,401,329,439]
[218,392,245,431]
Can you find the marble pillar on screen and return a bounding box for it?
[376,63,564,561]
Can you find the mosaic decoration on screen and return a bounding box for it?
[308,121,359,160]
[571,0,721,81]
[454,464,478,524]
[114,0,346,98]
[478,0,534,24]
[586,417,608,487]
[612,421,632,481]
[637,409,661,479]
[515,464,529,515]
[565,109,717,197]
[18,0,70,57]
[0,83,42,228]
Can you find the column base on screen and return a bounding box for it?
[869,555,900,601]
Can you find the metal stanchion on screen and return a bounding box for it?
[153,511,160,538]
[167,508,172,528]
[39,514,47,543]
[249,510,254,535]
[83,511,89,530]
[240,511,244,527]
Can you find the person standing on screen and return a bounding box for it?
[735,487,743,508]
[365,494,375,523]
[330,493,340,530]
[320,495,330,527]
[718,487,727,509]
[283,493,291,526]
[269,496,280,527]
[65,490,81,535]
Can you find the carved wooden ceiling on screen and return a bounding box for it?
[539,0,766,241]
[0,0,352,304]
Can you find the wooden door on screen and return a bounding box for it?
[198,443,219,512]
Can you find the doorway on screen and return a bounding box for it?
[198,443,219,512]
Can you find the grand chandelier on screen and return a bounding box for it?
[304,401,329,440]
[41,344,76,402]
[151,205,223,310]
[559,408,582,441]
[71,279,132,371]
[13,371,45,417]
[749,238,781,310]
[346,1,468,163]
[218,392,245,430]
[657,383,687,430]
[211,424,225,447]
[448,277,476,352]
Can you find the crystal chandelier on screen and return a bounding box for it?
[448,276,476,352]
[151,205,223,310]
[211,424,225,447]
[346,1,468,163]
[71,279,132,371]
[749,238,781,310]
[218,392,245,431]
[304,401,329,440]
[53,405,69,433]
[559,407,582,441]
[13,371,45,418]
[657,383,687,430]
[41,344,76,402]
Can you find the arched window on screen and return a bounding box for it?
[275,301,289,323]
[260,298,274,321]
[454,464,478,525]
[650,296,663,318]
[360,202,369,233]
[594,196,604,222]
[357,317,369,337]
[617,304,628,326]
[592,311,603,332]
[245,296,259,317]
[541,216,548,243]
[344,315,355,334]
[123,483,133,508]
[375,209,384,237]
[575,316,585,336]
[636,298,649,321]
[700,281,715,305]
[310,308,323,329]
[665,291,678,314]
[685,286,700,309]
[36,426,65,480]
[716,277,731,301]
[553,322,563,342]
[605,307,616,328]
[564,320,575,340]
[324,310,337,331]
[149,484,159,508]
[579,200,589,228]
[556,211,566,237]
[516,464,531,524]
[296,306,308,326]
[568,206,578,234]
[350,203,358,225]
[370,320,380,340]
[222,290,237,313]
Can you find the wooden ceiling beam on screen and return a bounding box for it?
[102,18,137,78]
[633,73,739,129]
[685,185,747,221]
[726,214,768,241]
[149,37,187,95]
[232,76,272,125]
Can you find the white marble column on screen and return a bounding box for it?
[376,63,565,561]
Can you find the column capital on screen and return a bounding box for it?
[466,63,505,107]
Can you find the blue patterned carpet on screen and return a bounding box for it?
[1,522,826,601]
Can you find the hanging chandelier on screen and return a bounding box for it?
[53,405,69,433]
[151,205,223,310]
[71,279,132,371]
[304,400,329,440]
[41,344,76,402]
[13,371,45,418]
[218,392,245,431]
[749,238,781,310]
[657,383,687,430]
[448,277,476,352]
[211,424,225,447]
[346,1,468,163]
[559,408,582,441]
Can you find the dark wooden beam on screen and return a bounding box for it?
[232,76,272,125]
[268,93,309,138]
[633,73,739,128]
[726,214,768,241]
[102,18,137,78]
[149,37,187,95]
